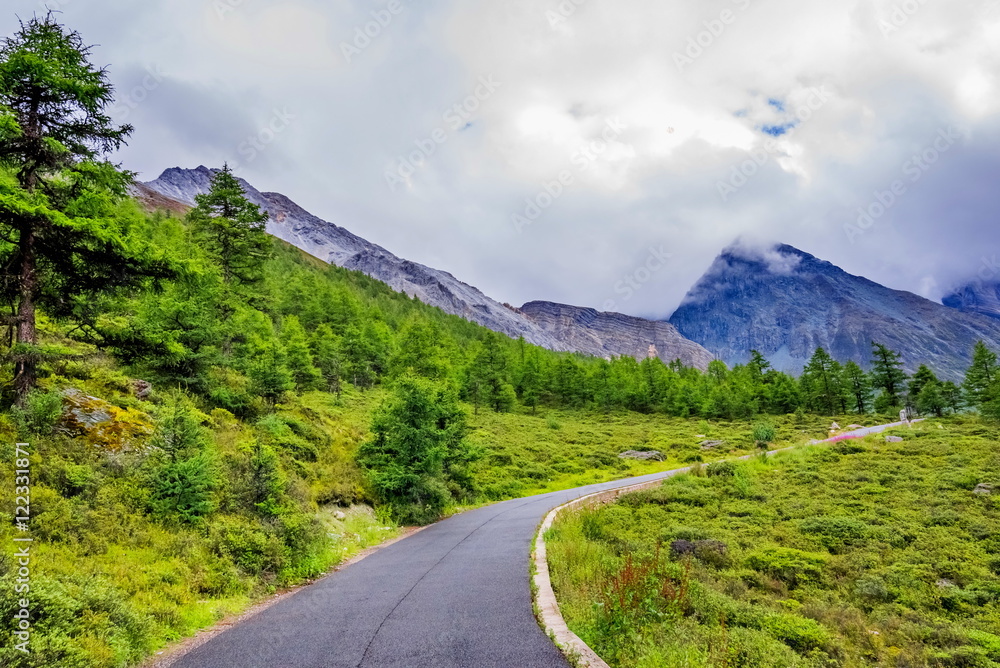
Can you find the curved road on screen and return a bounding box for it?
[172,422,906,668]
[171,469,681,668]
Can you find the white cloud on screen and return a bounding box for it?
[5,0,999,317]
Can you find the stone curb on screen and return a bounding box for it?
[531,473,689,667]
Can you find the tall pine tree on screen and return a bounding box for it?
[187,164,271,287]
[963,340,998,408]
[870,342,907,410]
[0,15,169,401]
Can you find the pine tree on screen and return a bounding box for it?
[247,338,293,405]
[311,323,343,395]
[188,164,271,287]
[870,342,908,408]
[469,332,515,412]
[963,340,998,408]
[939,381,963,414]
[356,376,475,524]
[907,365,939,406]
[800,348,845,416]
[518,347,543,414]
[0,15,169,401]
[842,360,873,414]
[281,315,322,391]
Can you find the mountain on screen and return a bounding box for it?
[519,301,715,369]
[668,243,1000,380]
[943,281,1000,321]
[142,167,713,369]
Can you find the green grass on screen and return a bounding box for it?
[465,408,842,500]
[546,417,1000,667]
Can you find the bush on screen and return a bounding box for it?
[209,516,287,576]
[149,454,217,523]
[799,515,869,552]
[11,388,63,436]
[706,460,737,477]
[745,547,827,588]
[751,421,777,444]
[761,612,831,652]
[0,574,154,668]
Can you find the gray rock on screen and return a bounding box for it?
[62,389,113,428]
[130,380,153,400]
[885,435,904,443]
[973,483,995,496]
[618,450,665,462]
[700,440,726,449]
[519,301,714,370]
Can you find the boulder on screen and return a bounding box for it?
[130,379,153,400]
[700,440,726,450]
[973,483,995,496]
[831,422,841,431]
[60,389,154,452]
[618,450,665,462]
[885,435,904,443]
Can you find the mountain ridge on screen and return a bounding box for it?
[142,167,715,370]
[668,242,1000,380]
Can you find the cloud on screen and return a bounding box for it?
[4,0,999,318]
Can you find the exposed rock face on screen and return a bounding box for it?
[943,281,1000,321]
[143,167,713,369]
[669,243,1000,380]
[519,301,714,370]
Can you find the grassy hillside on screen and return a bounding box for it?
[546,418,1000,667]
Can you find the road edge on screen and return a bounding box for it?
[141,525,428,668]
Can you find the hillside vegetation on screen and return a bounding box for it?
[546,418,1000,667]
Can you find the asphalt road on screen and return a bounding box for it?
[171,422,904,668]
[170,468,681,668]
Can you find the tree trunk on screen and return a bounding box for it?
[13,228,38,404]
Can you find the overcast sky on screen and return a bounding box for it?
[6,0,1000,317]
